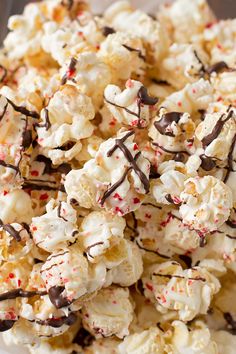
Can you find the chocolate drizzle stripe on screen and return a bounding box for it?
[61,57,77,85]
[226,219,236,229]
[0,103,8,121]
[193,50,206,75]
[23,182,65,192]
[86,242,104,258]
[101,166,132,206]
[154,112,183,137]
[226,234,236,239]
[0,320,16,332]
[47,250,69,262]
[102,26,116,36]
[106,132,149,192]
[122,44,146,61]
[152,273,206,282]
[35,108,51,131]
[6,98,39,119]
[202,110,234,148]
[0,289,47,302]
[135,239,170,259]
[152,142,190,156]
[35,312,77,328]
[224,134,236,183]
[57,202,68,222]
[48,286,72,309]
[206,61,233,75]
[0,219,22,242]
[104,96,140,119]
[0,65,7,83]
[0,160,19,174]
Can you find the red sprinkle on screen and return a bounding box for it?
[31,170,39,177]
[3,190,8,196]
[133,197,140,204]
[113,193,122,201]
[9,273,15,279]
[32,226,37,231]
[177,101,182,107]
[145,213,152,219]
[40,193,49,201]
[146,283,153,291]
[133,143,139,151]
[18,279,22,287]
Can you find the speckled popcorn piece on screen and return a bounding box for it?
[31,199,79,252]
[142,261,220,321]
[65,129,150,215]
[104,80,158,129]
[81,286,134,339]
[179,175,233,232]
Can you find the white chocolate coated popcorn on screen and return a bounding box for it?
[65,129,150,215]
[104,80,158,128]
[31,199,78,252]
[180,176,233,232]
[142,261,220,321]
[82,286,133,338]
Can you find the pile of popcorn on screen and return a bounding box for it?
[0,0,236,353]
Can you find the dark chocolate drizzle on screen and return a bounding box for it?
[61,0,74,10]
[201,109,234,148]
[193,50,206,76]
[226,218,236,229]
[224,134,236,183]
[0,320,16,332]
[86,242,104,258]
[61,57,77,85]
[154,112,182,137]
[0,102,8,121]
[200,155,216,171]
[224,312,236,334]
[0,219,22,242]
[57,201,68,222]
[102,26,116,36]
[0,289,47,302]
[48,286,72,309]
[0,159,19,174]
[153,273,206,282]
[152,142,190,156]
[138,86,158,106]
[0,65,7,83]
[135,239,170,259]
[206,61,231,75]
[179,255,192,268]
[151,78,171,86]
[122,44,146,61]
[104,85,157,128]
[22,129,32,149]
[101,131,149,205]
[73,327,95,348]
[6,98,39,119]
[35,108,51,131]
[23,181,65,193]
[36,312,77,328]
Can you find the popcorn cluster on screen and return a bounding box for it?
[0,0,235,353]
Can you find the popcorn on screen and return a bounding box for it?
[160,43,209,89]
[40,244,106,307]
[98,32,146,82]
[79,210,125,262]
[117,327,167,354]
[161,79,214,113]
[195,107,236,162]
[65,130,150,215]
[36,85,95,165]
[179,176,233,232]
[31,199,79,252]
[104,1,169,62]
[0,189,33,224]
[159,0,214,43]
[60,53,111,110]
[81,286,133,338]
[104,80,158,128]
[142,261,220,321]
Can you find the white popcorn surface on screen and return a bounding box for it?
[0,0,235,353]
